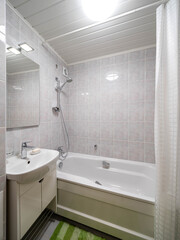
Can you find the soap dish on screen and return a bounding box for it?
[30,148,41,155]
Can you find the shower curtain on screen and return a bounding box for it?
[155,0,180,239]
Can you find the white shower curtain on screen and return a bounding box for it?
[155,0,180,239]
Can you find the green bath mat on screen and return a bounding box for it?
[50,221,106,240]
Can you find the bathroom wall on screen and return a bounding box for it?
[6,5,68,154]
[5,5,155,164]
[0,0,6,238]
[67,47,155,163]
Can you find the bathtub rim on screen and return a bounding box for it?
[65,152,155,168]
[57,172,155,204]
[57,152,155,204]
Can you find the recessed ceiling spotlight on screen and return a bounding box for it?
[81,0,118,21]
[106,73,119,81]
[19,43,34,52]
[7,47,21,55]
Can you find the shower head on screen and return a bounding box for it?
[60,76,73,90]
[66,77,73,83]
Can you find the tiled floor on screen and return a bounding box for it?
[39,214,120,240]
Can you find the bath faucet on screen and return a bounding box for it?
[58,146,65,158]
[21,141,34,159]
[102,161,110,169]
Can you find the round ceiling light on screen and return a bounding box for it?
[81,0,118,21]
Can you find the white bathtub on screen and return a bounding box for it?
[56,153,155,240]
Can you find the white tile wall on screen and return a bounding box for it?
[68,47,156,163]
[5,7,155,165]
[6,5,68,154]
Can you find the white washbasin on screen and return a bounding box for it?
[6,149,59,184]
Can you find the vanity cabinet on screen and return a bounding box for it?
[7,167,57,240]
[42,170,56,211]
[20,180,42,238]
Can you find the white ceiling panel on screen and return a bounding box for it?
[26,0,82,26]
[53,23,155,57]
[59,29,156,57]
[51,14,156,49]
[49,7,157,45]
[9,0,28,8]
[15,0,65,18]
[35,10,91,36]
[65,36,155,63]
[28,0,157,39]
[8,0,160,64]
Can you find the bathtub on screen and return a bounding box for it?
[56,152,155,240]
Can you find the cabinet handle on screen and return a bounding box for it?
[39,178,44,183]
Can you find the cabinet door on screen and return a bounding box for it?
[42,170,56,211]
[20,181,41,238]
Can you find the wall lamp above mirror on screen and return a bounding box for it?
[6,42,34,55]
[7,47,21,55]
[19,43,34,52]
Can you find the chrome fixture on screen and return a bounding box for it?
[102,161,110,169]
[21,141,34,159]
[59,76,73,91]
[58,161,63,169]
[52,77,61,112]
[59,108,70,160]
[57,146,65,158]
[52,76,73,112]
[52,106,60,112]
[52,73,73,160]
[94,144,98,150]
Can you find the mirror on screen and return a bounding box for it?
[6,51,40,128]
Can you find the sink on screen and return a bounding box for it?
[6,149,59,184]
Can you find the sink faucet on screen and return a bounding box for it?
[21,141,34,159]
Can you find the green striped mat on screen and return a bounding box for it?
[50,221,106,240]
